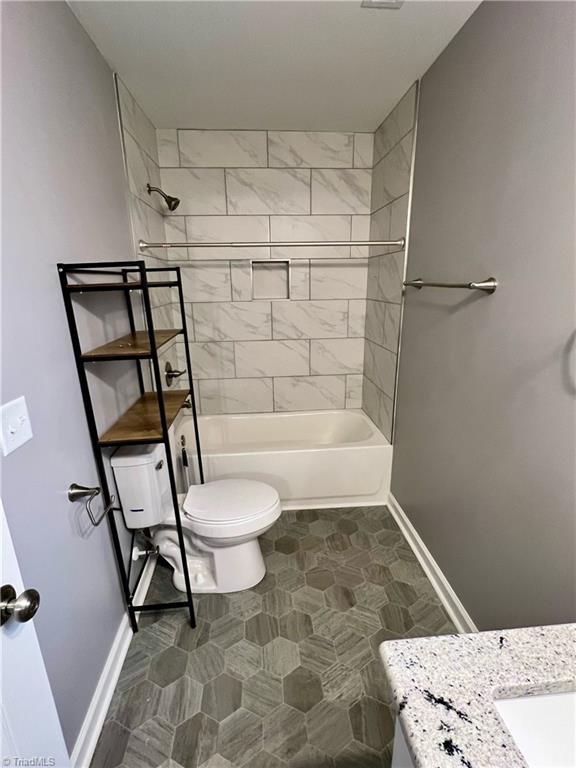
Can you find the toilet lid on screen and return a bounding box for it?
[183,479,280,524]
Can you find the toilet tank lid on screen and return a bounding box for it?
[111,443,164,468]
[183,479,280,523]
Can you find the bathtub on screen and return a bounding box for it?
[175,409,392,509]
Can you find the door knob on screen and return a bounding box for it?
[1,584,40,625]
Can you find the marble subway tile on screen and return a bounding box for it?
[156,129,179,167]
[200,378,273,414]
[272,300,348,339]
[230,261,252,301]
[268,132,353,168]
[310,260,367,300]
[152,304,175,329]
[130,197,167,258]
[311,169,371,215]
[369,205,392,258]
[226,169,310,215]
[362,376,393,439]
[371,132,413,211]
[389,193,409,243]
[364,339,397,397]
[179,130,267,168]
[351,215,370,258]
[160,168,226,215]
[348,299,367,337]
[379,252,405,304]
[274,375,345,412]
[117,78,158,164]
[270,215,350,260]
[124,133,162,213]
[310,339,365,375]
[193,302,272,341]
[365,299,387,347]
[164,216,188,260]
[235,340,309,377]
[384,303,401,352]
[185,215,270,261]
[290,261,310,300]
[374,83,417,164]
[181,262,231,302]
[345,374,363,409]
[190,342,235,379]
[353,134,374,169]
[183,304,194,340]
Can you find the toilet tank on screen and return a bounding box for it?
[111,444,172,529]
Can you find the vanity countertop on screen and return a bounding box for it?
[380,623,575,768]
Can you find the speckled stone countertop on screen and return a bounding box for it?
[380,623,576,768]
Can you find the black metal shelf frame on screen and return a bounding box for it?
[58,259,204,632]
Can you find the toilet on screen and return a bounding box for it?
[111,445,281,593]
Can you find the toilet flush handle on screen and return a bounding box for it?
[165,362,185,387]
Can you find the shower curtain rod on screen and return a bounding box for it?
[139,238,405,252]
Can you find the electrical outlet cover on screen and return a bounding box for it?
[1,396,33,456]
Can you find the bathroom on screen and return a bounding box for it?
[1,1,574,767]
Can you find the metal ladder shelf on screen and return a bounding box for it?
[58,259,204,632]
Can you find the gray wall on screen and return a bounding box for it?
[392,1,575,630]
[2,2,134,750]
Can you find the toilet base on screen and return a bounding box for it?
[159,535,267,594]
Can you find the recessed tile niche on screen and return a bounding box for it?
[252,260,290,300]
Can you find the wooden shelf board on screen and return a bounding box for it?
[98,390,189,446]
[82,329,182,360]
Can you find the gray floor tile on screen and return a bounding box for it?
[242,670,283,718]
[159,675,203,725]
[278,611,313,642]
[91,720,130,768]
[283,666,323,712]
[262,637,300,677]
[201,673,242,721]
[245,613,279,646]
[149,646,188,687]
[172,713,218,768]
[263,705,307,762]
[218,708,263,765]
[187,644,225,684]
[94,506,457,768]
[123,716,174,768]
[306,700,352,757]
[115,680,161,730]
[225,639,262,680]
[349,697,394,752]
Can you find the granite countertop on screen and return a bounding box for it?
[380,623,576,768]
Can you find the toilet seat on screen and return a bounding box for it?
[180,479,282,540]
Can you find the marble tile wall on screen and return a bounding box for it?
[362,84,418,440]
[155,128,374,415]
[118,80,416,428]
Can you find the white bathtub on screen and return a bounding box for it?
[175,409,392,509]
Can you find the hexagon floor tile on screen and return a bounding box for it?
[91,506,455,768]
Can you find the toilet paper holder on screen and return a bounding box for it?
[68,483,116,527]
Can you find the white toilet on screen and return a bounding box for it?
[111,445,281,593]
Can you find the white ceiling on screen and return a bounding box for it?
[71,0,480,131]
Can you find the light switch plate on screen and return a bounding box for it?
[1,397,33,456]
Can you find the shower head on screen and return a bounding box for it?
[146,183,180,212]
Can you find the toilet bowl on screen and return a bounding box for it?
[111,445,282,594]
[152,479,282,593]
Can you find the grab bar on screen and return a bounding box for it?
[404,277,497,294]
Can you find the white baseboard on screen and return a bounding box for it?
[70,558,156,768]
[387,493,478,634]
